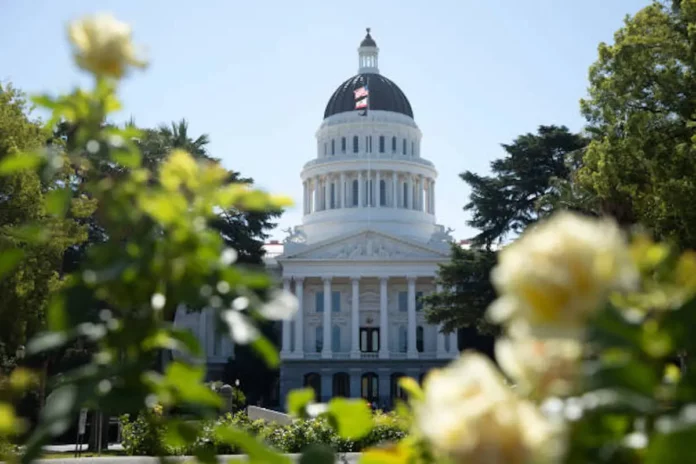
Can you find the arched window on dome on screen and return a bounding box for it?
[392,136,397,153]
[352,180,359,207]
[402,139,407,155]
[379,136,385,153]
[379,180,386,206]
[341,137,346,153]
[353,136,359,153]
[331,139,335,156]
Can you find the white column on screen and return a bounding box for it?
[358,171,364,208]
[294,278,304,357]
[324,176,330,210]
[376,171,381,207]
[407,175,413,210]
[435,283,447,358]
[417,175,423,211]
[379,277,389,359]
[339,172,346,209]
[431,180,435,215]
[350,277,360,359]
[313,177,320,212]
[407,276,418,359]
[322,277,332,359]
[281,278,291,355]
[392,172,398,208]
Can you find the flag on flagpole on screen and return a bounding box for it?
[355,98,368,109]
[353,86,369,100]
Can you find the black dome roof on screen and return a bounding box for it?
[323,73,414,119]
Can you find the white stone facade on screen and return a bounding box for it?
[174,30,458,408]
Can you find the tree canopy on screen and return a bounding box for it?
[462,125,587,247]
[578,0,696,249]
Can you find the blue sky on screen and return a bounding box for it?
[1,0,648,241]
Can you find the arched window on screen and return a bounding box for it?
[403,183,408,209]
[353,135,359,153]
[379,136,385,153]
[341,137,346,153]
[361,373,379,403]
[416,326,424,352]
[402,139,407,155]
[315,326,323,352]
[398,325,407,353]
[332,325,341,352]
[333,373,350,397]
[379,180,386,206]
[390,373,407,403]
[304,373,321,399]
[352,180,359,206]
[331,139,335,155]
[392,136,397,153]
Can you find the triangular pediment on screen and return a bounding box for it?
[280,230,449,261]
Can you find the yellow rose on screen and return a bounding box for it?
[68,13,147,78]
[414,353,562,464]
[496,335,583,399]
[489,212,636,335]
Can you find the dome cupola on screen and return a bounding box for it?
[323,28,414,119]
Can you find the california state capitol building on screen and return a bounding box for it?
[175,29,460,408]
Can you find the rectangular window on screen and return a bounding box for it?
[379,136,385,153]
[331,139,335,155]
[360,328,380,352]
[416,291,424,311]
[330,184,335,209]
[324,143,327,155]
[398,291,408,312]
[392,136,397,152]
[411,141,415,155]
[316,292,324,312]
[332,291,341,312]
[316,326,323,352]
[353,136,359,153]
[402,139,407,155]
[369,136,373,152]
[341,137,346,153]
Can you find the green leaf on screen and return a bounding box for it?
[286,388,315,417]
[251,334,280,368]
[327,397,373,439]
[4,224,50,244]
[164,420,200,449]
[47,295,67,332]
[214,425,291,464]
[44,188,71,217]
[31,94,60,109]
[164,362,222,408]
[0,152,43,175]
[645,426,696,464]
[169,328,203,357]
[111,149,142,168]
[398,376,424,401]
[299,444,335,464]
[0,248,24,279]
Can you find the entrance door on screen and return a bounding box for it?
[360,328,380,352]
[361,373,379,403]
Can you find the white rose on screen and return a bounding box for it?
[414,353,562,464]
[489,212,637,335]
[68,13,147,78]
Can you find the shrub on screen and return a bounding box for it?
[119,408,171,456]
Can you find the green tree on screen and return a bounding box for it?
[578,0,696,248]
[425,126,587,336]
[462,125,587,247]
[0,84,87,359]
[423,245,498,336]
